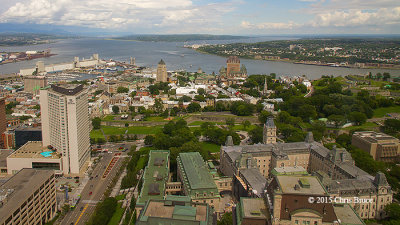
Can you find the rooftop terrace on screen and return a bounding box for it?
[8,141,61,159]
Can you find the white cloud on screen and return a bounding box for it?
[241,21,299,30]
[0,0,234,32]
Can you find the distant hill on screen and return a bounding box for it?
[113,34,249,42]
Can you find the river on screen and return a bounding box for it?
[1,37,399,80]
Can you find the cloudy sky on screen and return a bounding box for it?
[0,0,399,35]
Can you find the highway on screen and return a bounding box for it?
[61,152,125,225]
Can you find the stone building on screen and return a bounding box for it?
[351,131,400,163]
[156,59,167,83]
[220,131,392,220]
[219,56,247,85]
[263,117,277,144]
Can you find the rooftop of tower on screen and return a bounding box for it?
[50,84,84,96]
[227,56,240,64]
[158,59,165,65]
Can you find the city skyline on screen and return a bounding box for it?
[0,0,399,35]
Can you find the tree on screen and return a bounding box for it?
[249,126,263,144]
[242,120,251,130]
[225,118,235,127]
[130,91,137,98]
[112,105,119,114]
[217,212,232,225]
[144,135,155,146]
[336,134,351,148]
[328,114,346,128]
[348,111,367,126]
[385,203,400,220]
[258,110,272,124]
[187,102,201,113]
[117,86,129,93]
[197,88,205,95]
[384,119,400,135]
[154,98,163,113]
[92,117,101,129]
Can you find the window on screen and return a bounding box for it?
[295,220,299,224]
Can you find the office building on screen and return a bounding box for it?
[352,131,400,162]
[137,196,216,225]
[40,84,90,175]
[0,98,6,149]
[23,75,48,95]
[14,126,42,148]
[156,59,167,83]
[0,169,57,225]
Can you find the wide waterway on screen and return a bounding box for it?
[1,37,399,80]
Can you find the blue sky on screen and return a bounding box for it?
[0,0,399,35]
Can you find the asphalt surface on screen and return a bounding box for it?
[61,152,124,225]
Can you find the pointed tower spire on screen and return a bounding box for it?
[225,136,234,146]
[305,132,314,143]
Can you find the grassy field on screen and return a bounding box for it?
[373,106,400,118]
[200,142,221,153]
[90,130,105,139]
[188,121,225,126]
[103,115,116,121]
[107,202,124,225]
[100,125,163,135]
[127,126,162,134]
[232,124,257,131]
[102,126,127,135]
[344,122,379,131]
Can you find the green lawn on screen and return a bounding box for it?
[373,106,400,118]
[115,194,126,201]
[144,116,170,122]
[90,130,105,139]
[127,126,162,134]
[188,121,225,126]
[200,142,221,153]
[232,124,257,131]
[107,202,124,225]
[103,115,116,121]
[102,126,127,135]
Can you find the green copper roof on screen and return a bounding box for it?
[177,152,219,199]
[137,150,170,206]
[172,205,197,220]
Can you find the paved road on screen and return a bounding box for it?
[61,152,125,225]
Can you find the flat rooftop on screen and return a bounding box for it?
[142,200,208,223]
[0,150,12,168]
[178,152,217,191]
[8,141,61,159]
[272,166,307,175]
[333,204,365,225]
[239,198,268,220]
[137,150,170,205]
[0,169,54,223]
[276,175,326,195]
[50,84,84,95]
[353,131,399,144]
